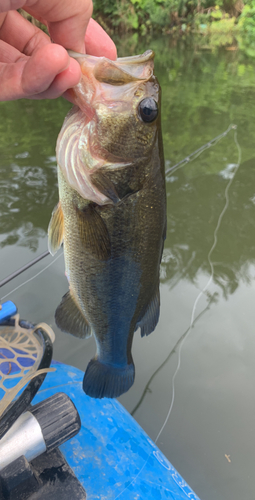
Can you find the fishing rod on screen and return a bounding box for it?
[165,123,236,175]
[0,250,50,288]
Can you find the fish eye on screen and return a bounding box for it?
[138,98,158,123]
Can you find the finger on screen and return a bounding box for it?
[85,19,117,60]
[22,44,81,97]
[0,39,22,63]
[0,44,81,101]
[27,59,81,99]
[0,4,116,60]
[0,1,26,12]
[0,10,50,55]
[25,0,93,53]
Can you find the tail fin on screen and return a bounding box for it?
[83,358,135,398]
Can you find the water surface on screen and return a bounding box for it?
[1,38,255,500]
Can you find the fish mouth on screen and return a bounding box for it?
[67,49,154,64]
[65,48,156,136]
[67,50,155,83]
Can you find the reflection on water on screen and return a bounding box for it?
[0,98,70,250]
[1,38,255,500]
[131,290,217,417]
[162,153,255,298]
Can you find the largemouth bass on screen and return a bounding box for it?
[48,50,166,398]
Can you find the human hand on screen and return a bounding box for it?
[0,1,117,101]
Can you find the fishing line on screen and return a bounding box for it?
[114,126,241,499]
[165,123,236,177]
[131,292,216,417]
[155,127,241,444]
[0,250,50,288]
[0,251,63,303]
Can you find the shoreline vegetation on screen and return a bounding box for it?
[19,1,255,57]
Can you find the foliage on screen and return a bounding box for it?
[93,0,174,32]
[92,0,255,55]
[236,0,255,55]
[18,1,255,55]
[206,15,237,47]
[93,0,240,33]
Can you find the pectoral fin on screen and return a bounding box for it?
[91,171,120,204]
[137,288,160,337]
[76,204,111,260]
[48,202,64,256]
[55,291,91,339]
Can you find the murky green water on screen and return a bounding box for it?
[1,37,255,499]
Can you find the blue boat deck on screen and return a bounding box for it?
[32,361,200,500]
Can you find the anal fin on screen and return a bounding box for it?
[55,291,91,339]
[48,202,64,256]
[137,288,160,337]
